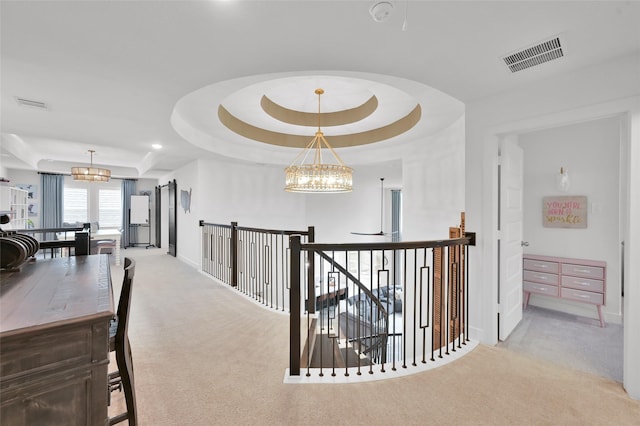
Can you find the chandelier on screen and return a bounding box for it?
[71,150,111,182]
[285,89,353,193]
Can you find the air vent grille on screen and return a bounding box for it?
[15,97,48,110]
[503,37,564,73]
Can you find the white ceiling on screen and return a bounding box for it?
[1,1,639,178]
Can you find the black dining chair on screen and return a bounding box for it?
[108,257,137,425]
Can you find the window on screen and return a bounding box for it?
[63,187,88,224]
[63,181,123,228]
[99,188,122,228]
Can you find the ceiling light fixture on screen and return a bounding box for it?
[71,150,111,182]
[284,89,353,193]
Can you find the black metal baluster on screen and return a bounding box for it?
[465,244,470,343]
[445,247,450,356]
[402,248,408,368]
[343,250,349,377]
[355,250,362,376]
[274,234,279,310]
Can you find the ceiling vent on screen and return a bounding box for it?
[502,36,564,73]
[15,97,48,110]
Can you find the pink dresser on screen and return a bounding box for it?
[523,254,606,327]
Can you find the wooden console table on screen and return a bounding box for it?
[523,254,606,327]
[1,255,114,425]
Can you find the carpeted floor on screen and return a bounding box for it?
[108,248,640,425]
[498,304,624,382]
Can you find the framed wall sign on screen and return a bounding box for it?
[543,196,588,229]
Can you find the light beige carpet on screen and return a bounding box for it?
[108,248,640,425]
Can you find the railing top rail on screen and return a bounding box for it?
[199,220,310,237]
[299,233,475,252]
[236,226,310,236]
[199,222,233,229]
[10,226,86,234]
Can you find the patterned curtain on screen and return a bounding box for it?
[121,179,137,247]
[40,173,64,240]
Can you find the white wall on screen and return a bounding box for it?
[197,160,307,231]
[160,158,309,268]
[305,162,402,243]
[520,117,622,322]
[465,53,640,398]
[403,116,466,241]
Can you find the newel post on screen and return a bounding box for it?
[289,235,301,376]
[307,226,315,314]
[231,222,238,287]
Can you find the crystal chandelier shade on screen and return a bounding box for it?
[284,89,353,193]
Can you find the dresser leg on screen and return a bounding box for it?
[523,291,531,308]
[597,305,605,328]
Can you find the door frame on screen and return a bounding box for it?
[479,96,639,397]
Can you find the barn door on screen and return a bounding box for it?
[154,185,161,248]
[168,179,177,257]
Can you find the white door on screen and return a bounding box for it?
[498,138,524,340]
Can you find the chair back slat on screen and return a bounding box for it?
[116,257,135,342]
[110,256,137,425]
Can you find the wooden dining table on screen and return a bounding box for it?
[0,255,114,425]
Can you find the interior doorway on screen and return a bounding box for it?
[496,115,626,382]
[157,180,176,256]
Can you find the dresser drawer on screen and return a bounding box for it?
[523,259,559,274]
[523,281,559,297]
[561,263,604,280]
[1,325,92,379]
[523,270,559,285]
[561,287,604,305]
[561,275,604,293]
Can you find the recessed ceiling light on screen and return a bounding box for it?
[152,143,162,150]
